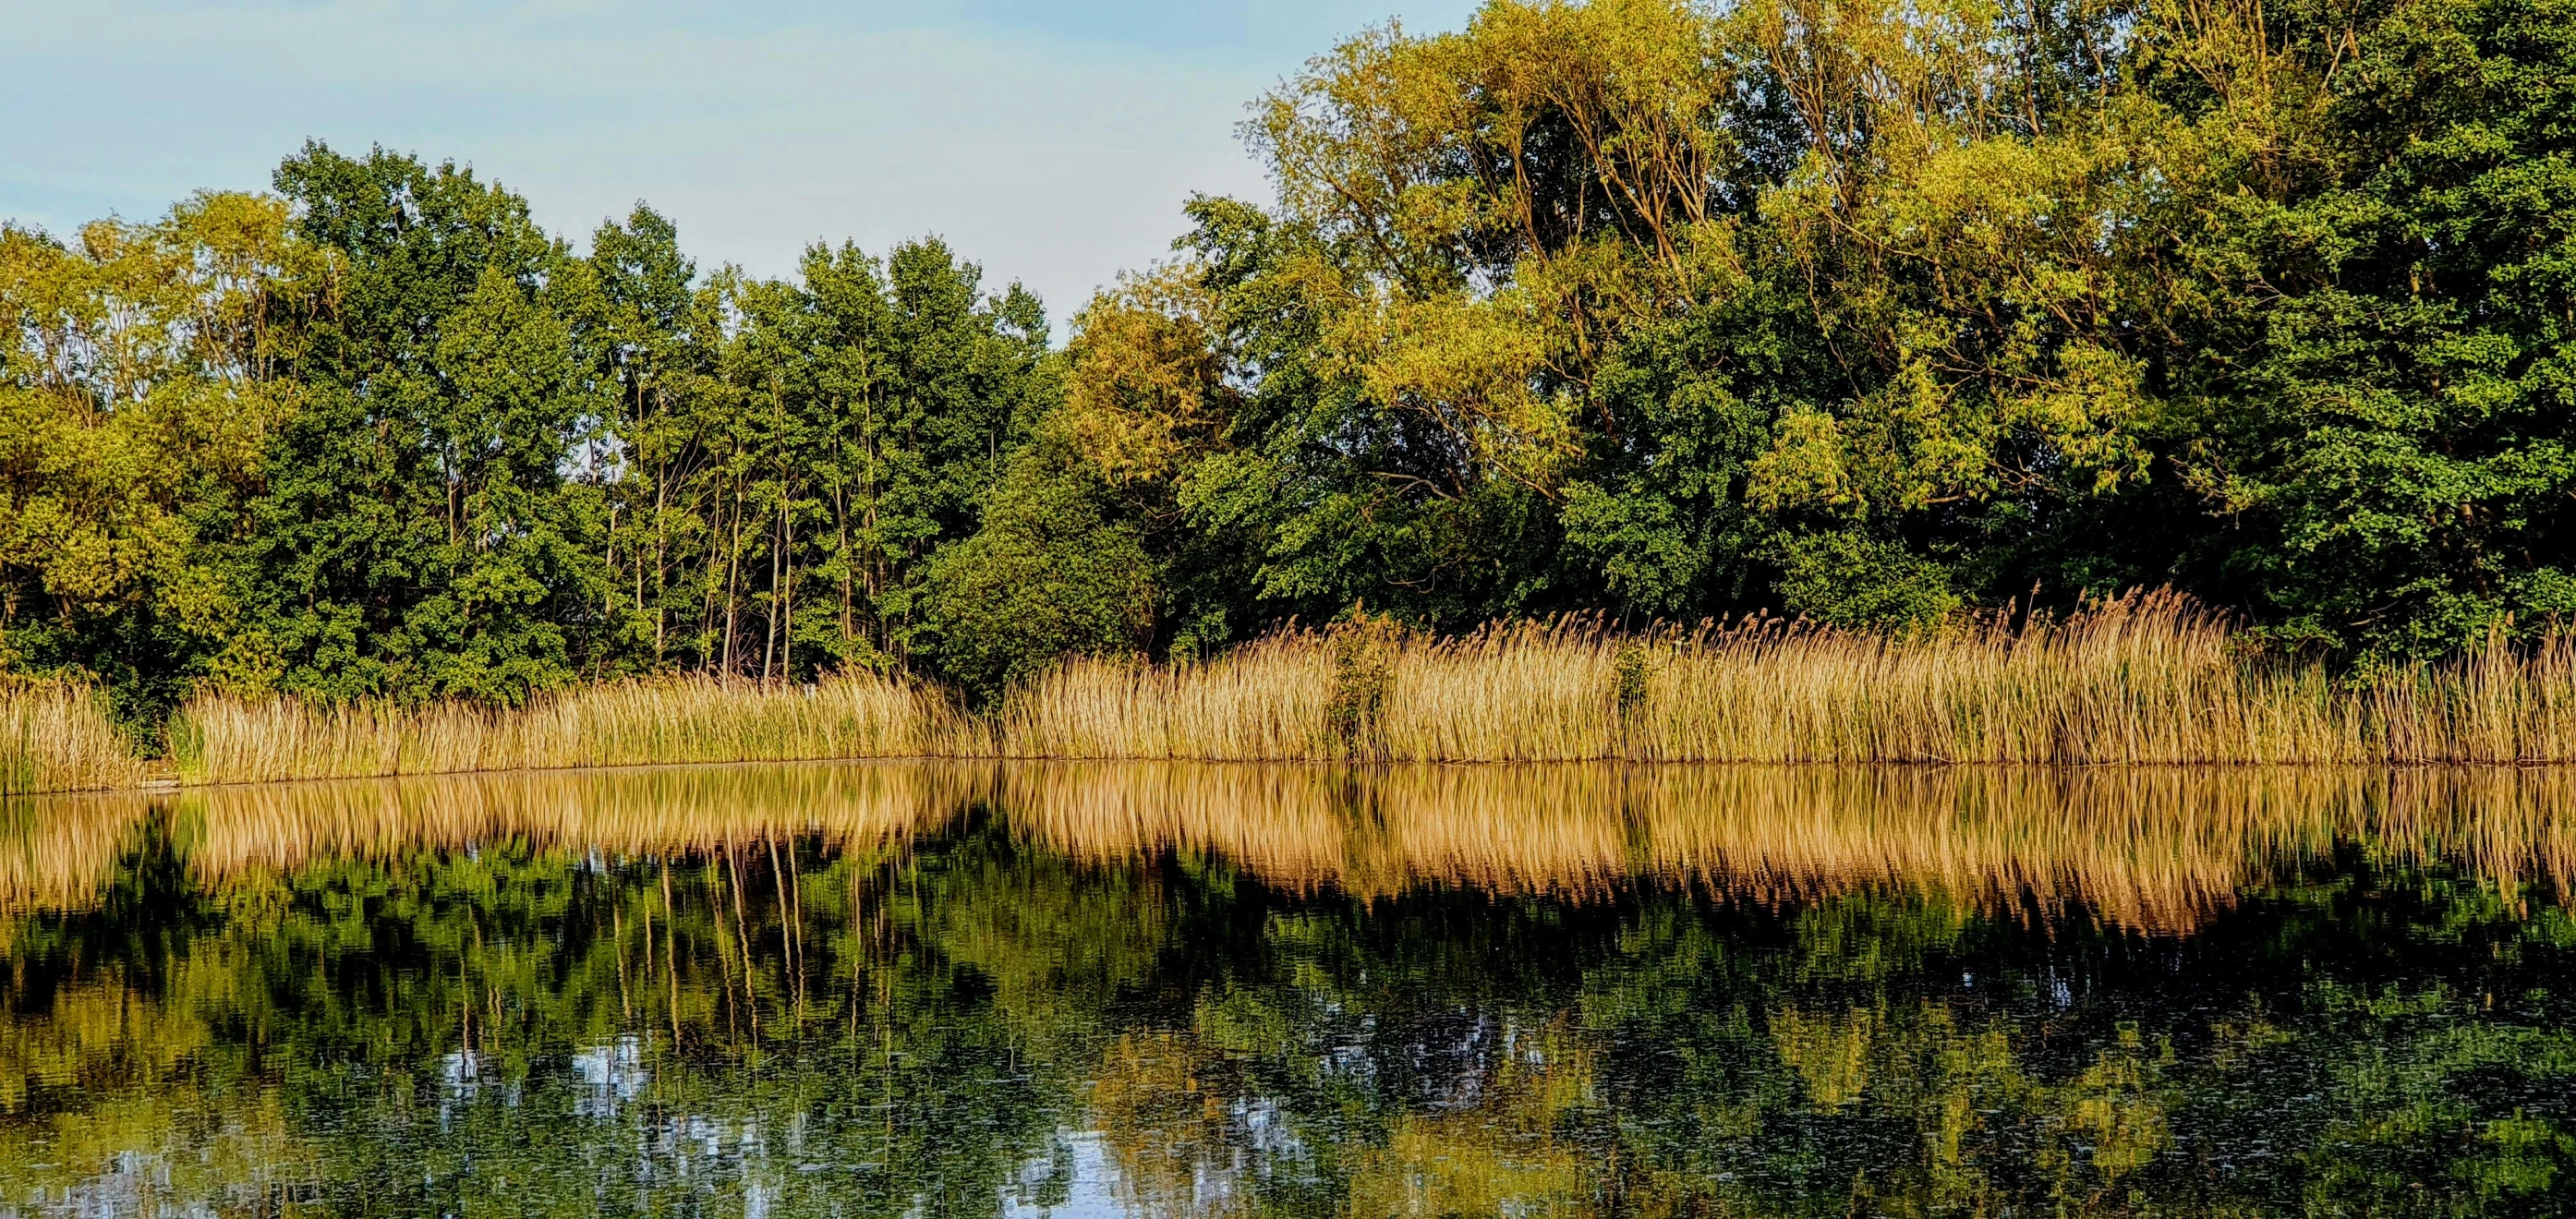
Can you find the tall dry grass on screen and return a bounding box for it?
[1626,596,2369,764]
[998,593,2576,765]
[123,590,2576,784]
[0,682,140,794]
[996,634,1336,760]
[173,671,984,784]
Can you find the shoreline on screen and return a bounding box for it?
[18,598,2576,795]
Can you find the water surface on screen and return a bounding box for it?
[4,763,2574,1216]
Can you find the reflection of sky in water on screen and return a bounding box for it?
[1004,1132,1122,1219]
[572,1036,648,1119]
[6,1002,1607,1214]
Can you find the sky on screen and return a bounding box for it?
[0,0,1482,329]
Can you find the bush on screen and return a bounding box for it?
[1772,531,1960,631]
[922,468,1156,702]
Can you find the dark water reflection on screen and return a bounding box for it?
[4,763,2576,1216]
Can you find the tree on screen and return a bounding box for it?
[2154,0,2576,652]
[227,143,609,704]
[922,449,1157,702]
[0,194,308,721]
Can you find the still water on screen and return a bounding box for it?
[5,763,2576,1216]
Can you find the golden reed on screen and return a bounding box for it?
[0,682,139,795]
[1004,591,2576,766]
[0,589,2555,791]
[171,672,983,784]
[12,761,2576,935]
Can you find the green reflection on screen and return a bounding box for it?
[0,764,2572,1216]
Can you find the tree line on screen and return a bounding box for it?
[6,0,2575,718]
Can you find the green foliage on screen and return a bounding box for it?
[920,457,1155,702]
[1772,530,1963,630]
[16,0,2576,710]
[2152,0,2576,653]
[234,144,609,705]
[1017,0,2576,650]
[1325,614,1399,754]
[0,143,1052,711]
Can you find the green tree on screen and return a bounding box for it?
[922,450,1157,700]
[2153,0,2576,652]
[0,194,309,722]
[236,143,609,703]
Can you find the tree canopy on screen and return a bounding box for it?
[7,0,2576,714]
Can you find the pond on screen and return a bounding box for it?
[2,762,2574,1216]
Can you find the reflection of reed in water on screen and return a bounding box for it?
[2374,766,2576,899]
[994,764,1351,887]
[1629,767,2369,931]
[0,792,151,912]
[9,763,2576,931]
[175,763,990,885]
[999,764,2576,932]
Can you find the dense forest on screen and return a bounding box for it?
[6,0,2575,718]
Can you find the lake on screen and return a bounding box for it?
[3,762,2573,1216]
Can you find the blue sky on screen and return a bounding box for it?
[0,0,1481,327]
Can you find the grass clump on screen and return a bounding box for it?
[0,682,139,795]
[173,671,980,784]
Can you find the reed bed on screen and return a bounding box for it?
[1629,597,2370,764]
[71,589,2576,785]
[173,671,983,783]
[996,634,1336,760]
[998,592,2576,765]
[1381,625,1625,761]
[0,682,139,794]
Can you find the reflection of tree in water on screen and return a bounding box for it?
[0,766,2571,1213]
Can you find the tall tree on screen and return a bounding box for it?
[240,143,608,703]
